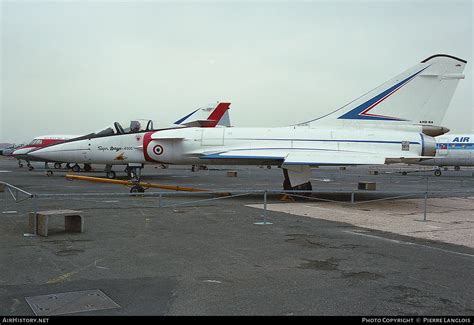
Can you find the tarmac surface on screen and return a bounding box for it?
[248,197,474,249]
[0,156,473,315]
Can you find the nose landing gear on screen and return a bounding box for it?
[130,185,145,193]
[127,163,145,193]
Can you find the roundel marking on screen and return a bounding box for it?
[153,144,164,155]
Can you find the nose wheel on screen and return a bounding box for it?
[130,185,145,193]
[127,163,145,193]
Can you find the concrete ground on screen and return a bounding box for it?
[248,196,474,249]
[0,157,473,315]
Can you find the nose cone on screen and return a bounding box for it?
[28,145,65,162]
[29,141,88,163]
[11,147,35,159]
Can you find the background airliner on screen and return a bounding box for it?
[11,135,80,170]
[0,143,24,156]
[419,134,474,176]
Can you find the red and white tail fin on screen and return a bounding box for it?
[174,102,231,127]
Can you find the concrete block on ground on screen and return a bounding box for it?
[28,210,84,237]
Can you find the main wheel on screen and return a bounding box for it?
[84,164,92,172]
[28,165,34,171]
[106,171,116,179]
[46,170,53,177]
[71,164,81,172]
[54,162,61,169]
[434,169,442,177]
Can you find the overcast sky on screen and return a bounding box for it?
[1,0,472,143]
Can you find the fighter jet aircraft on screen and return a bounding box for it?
[31,54,467,192]
[9,107,233,172]
[28,102,231,179]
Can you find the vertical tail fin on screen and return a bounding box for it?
[204,102,231,127]
[174,102,231,127]
[305,54,466,126]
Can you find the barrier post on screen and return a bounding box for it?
[1,188,4,213]
[254,190,272,225]
[423,192,428,222]
[33,194,38,235]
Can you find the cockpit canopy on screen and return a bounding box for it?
[93,119,155,137]
[28,139,43,145]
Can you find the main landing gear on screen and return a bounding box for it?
[67,163,92,173]
[433,166,461,177]
[282,165,313,198]
[45,162,92,177]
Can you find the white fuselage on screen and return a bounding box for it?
[30,125,433,167]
